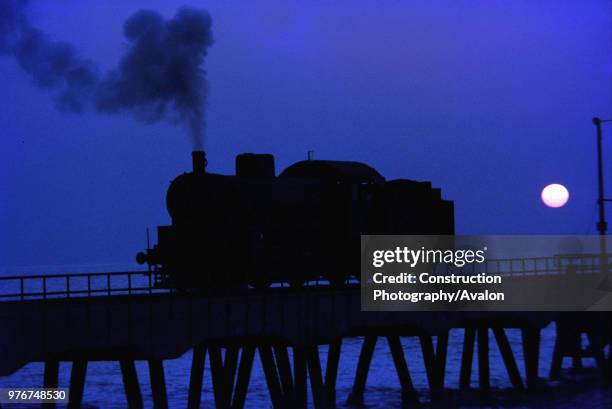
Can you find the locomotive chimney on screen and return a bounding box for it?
[192,151,207,174]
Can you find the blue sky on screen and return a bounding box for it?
[1,0,611,269]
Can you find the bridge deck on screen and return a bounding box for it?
[0,287,553,377]
[1,254,607,378]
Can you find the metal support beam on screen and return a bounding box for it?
[274,346,294,397]
[148,360,168,409]
[492,328,523,389]
[549,330,564,381]
[68,360,87,409]
[477,327,490,390]
[222,347,240,408]
[259,346,284,409]
[459,328,476,389]
[188,344,206,409]
[208,346,225,408]
[386,335,419,404]
[347,335,377,405]
[293,346,308,409]
[231,346,255,409]
[43,360,59,388]
[325,339,342,407]
[521,327,541,389]
[306,345,326,409]
[419,335,436,389]
[120,360,143,409]
[43,361,59,409]
[435,332,449,390]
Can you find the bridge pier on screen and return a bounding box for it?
[259,345,284,408]
[273,346,293,399]
[213,346,242,407]
[459,327,533,391]
[550,316,610,381]
[120,360,143,409]
[417,332,449,392]
[347,335,427,407]
[45,344,343,409]
[292,346,308,408]
[492,328,523,389]
[42,360,59,409]
[419,334,436,389]
[434,332,449,390]
[68,360,87,409]
[550,327,590,379]
[15,325,605,408]
[306,346,325,408]
[188,344,298,409]
[324,339,342,407]
[387,335,419,405]
[208,347,223,407]
[233,346,256,409]
[43,360,59,389]
[347,335,377,405]
[43,358,167,409]
[459,328,475,389]
[521,327,541,389]
[251,342,344,409]
[188,344,259,409]
[477,327,490,390]
[148,360,168,409]
[188,344,207,409]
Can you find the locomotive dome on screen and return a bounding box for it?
[279,160,385,184]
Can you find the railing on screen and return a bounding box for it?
[0,270,168,301]
[444,253,612,276]
[0,270,343,301]
[1,254,610,302]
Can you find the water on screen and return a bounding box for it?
[1,326,611,408]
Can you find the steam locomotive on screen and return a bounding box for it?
[136,151,454,289]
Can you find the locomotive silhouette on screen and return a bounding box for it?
[137,151,454,289]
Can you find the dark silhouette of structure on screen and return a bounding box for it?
[137,151,454,289]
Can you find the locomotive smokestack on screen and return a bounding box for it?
[192,151,207,173]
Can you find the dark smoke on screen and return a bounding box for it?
[0,1,214,148]
[96,9,213,149]
[0,0,99,112]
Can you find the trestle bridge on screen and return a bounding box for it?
[0,254,611,408]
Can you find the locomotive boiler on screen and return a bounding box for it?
[136,151,454,290]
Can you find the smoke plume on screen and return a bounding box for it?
[0,1,214,148]
[0,0,99,112]
[96,9,213,149]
